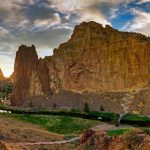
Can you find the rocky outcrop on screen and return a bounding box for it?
[9,72,15,83]
[79,129,150,150]
[0,142,8,150]
[38,58,53,96]
[10,45,43,106]
[10,21,150,115]
[130,82,150,116]
[52,22,150,92]
[0,68,5,80]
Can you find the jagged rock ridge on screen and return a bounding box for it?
[10,21,150,115]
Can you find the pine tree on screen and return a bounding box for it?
[84,102,90,112]
[53,103,57,109]
[100,105,105,111]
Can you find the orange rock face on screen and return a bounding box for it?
[0,68,5,80]
[52,22,150,92]
[10,22,150,114]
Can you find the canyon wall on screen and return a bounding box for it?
[10,21,150,115]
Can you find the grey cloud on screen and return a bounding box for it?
[0,25,72,57]
[22,1,57,21]
[0,23,72,77]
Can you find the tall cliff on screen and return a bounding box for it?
[10,21,150,115]
[10,45,43,106]
[50,22,150,92]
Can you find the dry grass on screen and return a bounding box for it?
[0,115,64,143]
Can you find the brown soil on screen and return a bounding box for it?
[0,115,64,143]
[0,115,79,149]
[5,143,78,150]
[92,122,134,131]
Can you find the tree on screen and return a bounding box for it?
[53,103,57,109]
[29,100,33,108]
[84,102,90,113]
[100,105,105,111]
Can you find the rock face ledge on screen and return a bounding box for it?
[10,21,150,115]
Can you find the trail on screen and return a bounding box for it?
[117,91,136,124]
[18,137,80,146]
[92,122,134,132]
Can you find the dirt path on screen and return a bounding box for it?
[92,122,134,131]
[18,137,80,146]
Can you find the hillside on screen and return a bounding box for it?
[0,113,149,150]
[79,129,150,150]
[0,113,100,150]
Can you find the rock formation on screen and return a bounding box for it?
[9,72,15,83]
[79,129,150,150]
[0,68,5,80]
[10,21,150,115]
[10,45,43,106]
[0,142,8,150]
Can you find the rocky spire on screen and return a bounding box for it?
[0,68,5,80]
[10,45,43,106]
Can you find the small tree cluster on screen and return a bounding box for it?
[83,102,90,113]
[29,100,33,108]
[100,105,105,111]
[53,103,57,109]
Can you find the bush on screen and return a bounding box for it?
[52,103,57,109]
[108,129,130,136]
[29,100,33,108]
[100,105,105,111]
[83,102,90,113]
[71,108,80,113]
[125,130,143,149]
[143,128,150,135]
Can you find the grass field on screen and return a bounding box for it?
[143,127,150,135]
[1,114,99,135]
[1,104,150,125]
[108,127,150,136]
[108,129,131,136]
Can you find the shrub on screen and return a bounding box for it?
[84,102,90,113]
[143,128,150,135]
[100,105,105,111]
[29,100,33,108]
[71,108,80,113]
[52,103,57,109]
[125,130,144,149]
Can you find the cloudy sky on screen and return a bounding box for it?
[0,0,149,77]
